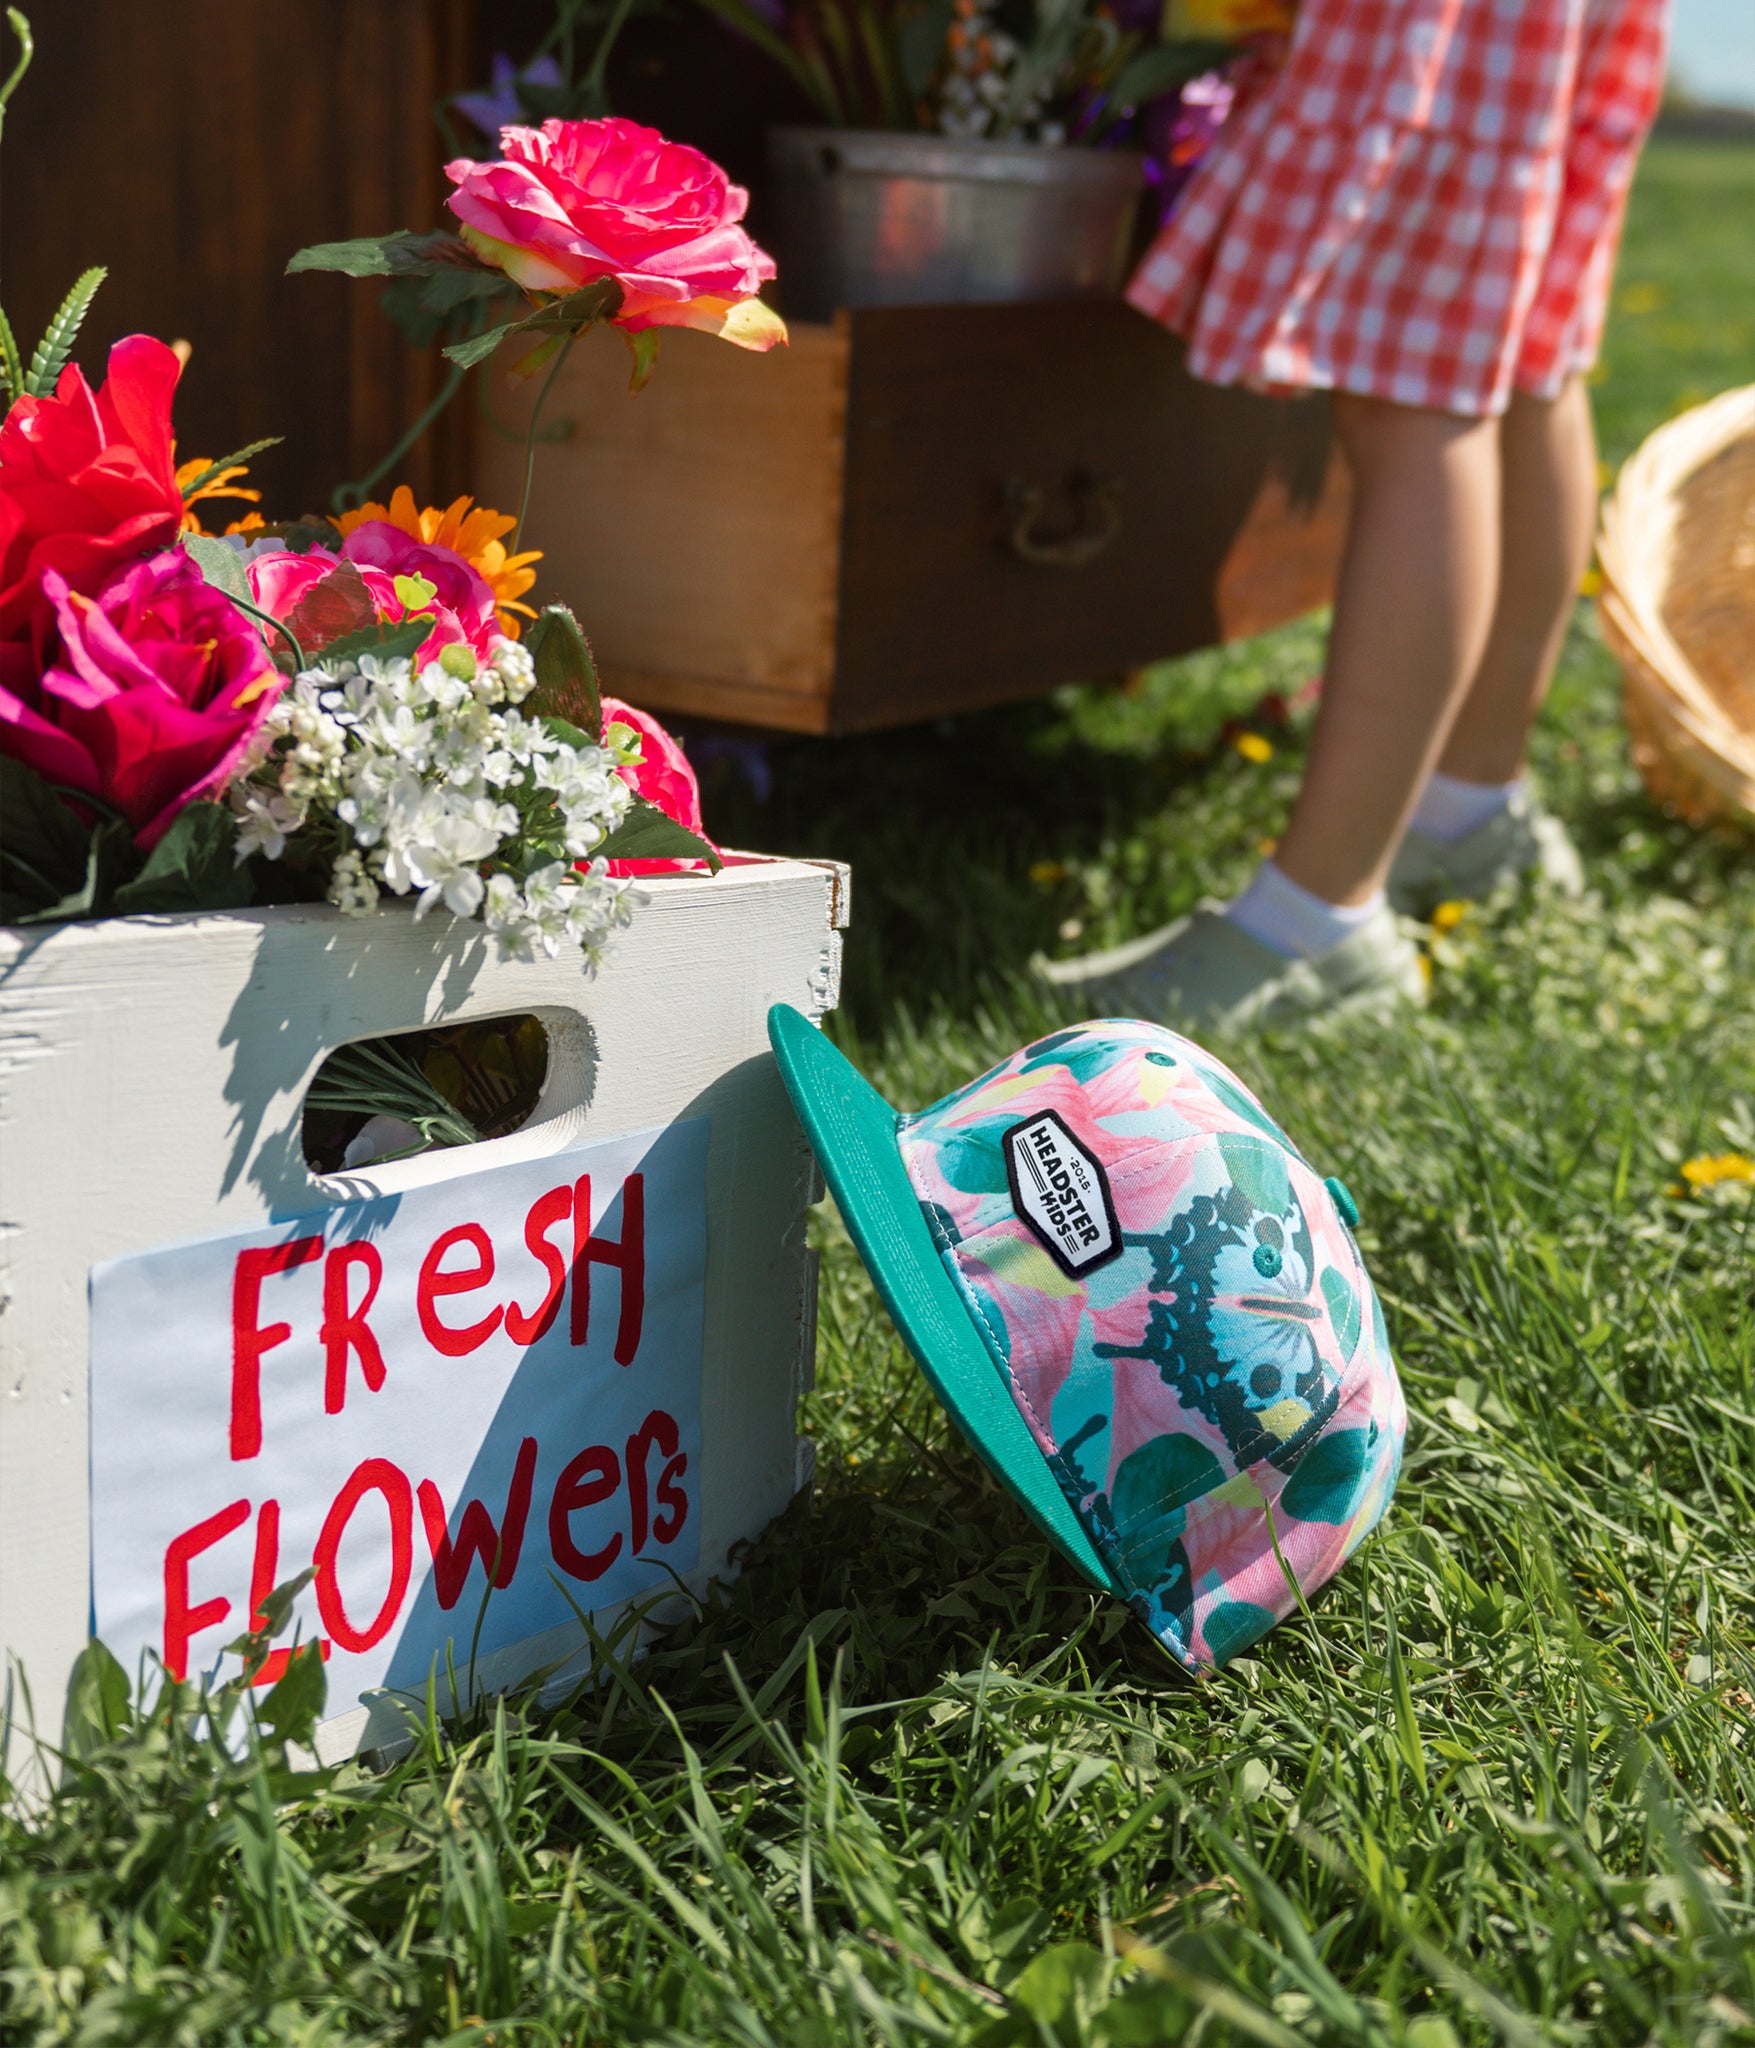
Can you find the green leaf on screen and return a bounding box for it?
[1386,1615,1429,1791]
[61,1640,133,1759]
[595,797,722,873]
[443,319,520,370]
[381,268,520,349]
[525,602,601,735]
[179,529,252,608]
[13,815,132,925]
[0,754,96,913]
[23,264,106,398]
[111,803,254,916]
[898,0,955,97]
[256,1638,328,1749]
[692,0,844,118]
[178,435,283,500]
[626,327,661,395]
[314,614,436,671]
[286,228,484,279]
[443,278,624,369]
[0,302,24,405]
[252,517,344,554]
[279,557,376,653]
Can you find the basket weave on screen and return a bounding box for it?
[1597,384,1755,829]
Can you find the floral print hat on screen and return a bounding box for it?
[768,1006,1406,1671]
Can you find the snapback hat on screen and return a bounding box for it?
[769,1006,1406,1671]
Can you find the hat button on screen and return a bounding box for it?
[1324,1176,1360,1228]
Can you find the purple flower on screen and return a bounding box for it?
[453,54,566,149]
[1144,70,1236,218]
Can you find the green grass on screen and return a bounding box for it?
[4,141,1754,2048]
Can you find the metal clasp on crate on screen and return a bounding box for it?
[1002,467,1125,569]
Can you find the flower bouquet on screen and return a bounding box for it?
[1,114,787,971]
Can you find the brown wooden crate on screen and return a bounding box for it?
[472,302,1343,735]
[831,302,1339,731]
[475,324,848,726]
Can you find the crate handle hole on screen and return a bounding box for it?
[302,1013,552,1175]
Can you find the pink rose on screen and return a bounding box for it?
[445,118,786,352]
[601,695,717,875]
[0,550,282,849]
[247,524,499,663]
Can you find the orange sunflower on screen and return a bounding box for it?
[336,486,542,637]
[175,454,263,535]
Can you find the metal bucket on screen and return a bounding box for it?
[767,128,1144,321]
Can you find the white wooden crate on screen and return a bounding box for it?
[0,855,847,1763]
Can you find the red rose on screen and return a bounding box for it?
[0,335,185,641]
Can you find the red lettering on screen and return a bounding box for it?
[251,1640,332,1688]
[230,1236,322,1459]
[244,1499,333,1684]
[570,1172,645,1364]
[249,1496,281,1632]
[505,1184,573,1347]
[321,1241,386,1414]
[548,1444,623,1581]
[313,1458,414,1654]
[654,1451,689,1547]
[416,1436,539,1609]
[626,1408,682,1557]
[163,1498,250,1681]
[417,1223,503,1357]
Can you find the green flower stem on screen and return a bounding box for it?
[512,330,579,555]
[227,592,307,675]
[0,8,32,144]
[330,359,468,516]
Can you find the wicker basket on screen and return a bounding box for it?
[1597,384,1755,829]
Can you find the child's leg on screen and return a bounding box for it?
[1269,395,1502,907]
[1428,377,1597,784]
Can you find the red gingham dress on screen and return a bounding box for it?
[1127,0,1670,417]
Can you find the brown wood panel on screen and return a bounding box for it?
[831,302,1338,733]
[4,0,473,517]
[474,322,847,715]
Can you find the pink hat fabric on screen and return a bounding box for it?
[895,1019,1406,1670]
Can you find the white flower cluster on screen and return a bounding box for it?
[937,0,1066,143]
[230,636,638,964]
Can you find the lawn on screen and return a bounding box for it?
[3,141,1753,2047]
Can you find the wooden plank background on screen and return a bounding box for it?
[2,0,475,517]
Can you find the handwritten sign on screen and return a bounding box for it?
[89,1120,707,1722]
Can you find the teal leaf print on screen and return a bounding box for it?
[1320,1265,1362,1361]
[1216,1133,1291,1219]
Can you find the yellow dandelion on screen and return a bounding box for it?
[1578,564,1603,597]
[175,455,262,535]
[337,485,543,637]
[1679,1153,1755,1190]
[1029,860,1067,886]
[1431,900,1471,935]
[1232,731,1273,764]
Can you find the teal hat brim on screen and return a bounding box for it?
[768,1004,1126,1599]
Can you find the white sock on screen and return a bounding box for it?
[1408,771,1522,844]
[1225,861,1384,961]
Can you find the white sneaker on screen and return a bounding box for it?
[1034,902,1426,1031]
[1388,785,1584,917]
